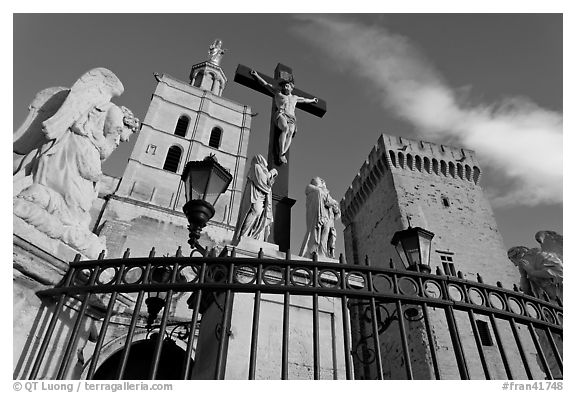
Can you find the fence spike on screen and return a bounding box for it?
[457,271,464,279]
[435,266,443,276]
[496,281,503,288]
[513,284,519,292]
[122,248,131,259]
[476,273,484,283]
[98,250,106,260]
[73,254,82,263]
[364,255,369,266]
[218,246,229,257]
[312,251,318,262]
[339,253,345,264]
[389,258,394,269]
[257,248,264,259]
[231,247,237,258]
[149,247,156,258]
[285,249,291,260]
[176,246,183,257]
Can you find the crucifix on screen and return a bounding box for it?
[234,63,327,251]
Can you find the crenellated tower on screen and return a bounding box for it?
[340,133,517,287]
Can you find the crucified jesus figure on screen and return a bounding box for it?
[250,70,318,164]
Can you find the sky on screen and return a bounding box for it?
[13,13,563,257]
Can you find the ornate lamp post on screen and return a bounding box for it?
[144,156,232,326]
[390,225,435,273]
[181,155,233,255]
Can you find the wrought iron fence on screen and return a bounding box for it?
[28,248,563,380]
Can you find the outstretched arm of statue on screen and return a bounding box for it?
[297,96,319,104]
[250,70,274,92]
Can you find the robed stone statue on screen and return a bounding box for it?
[233,154,278,244]
[299,177,340,259]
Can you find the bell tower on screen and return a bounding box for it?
[96,40,252,257]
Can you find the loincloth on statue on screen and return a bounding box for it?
[275,111,298,135]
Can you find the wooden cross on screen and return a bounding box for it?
[234,63,327,251]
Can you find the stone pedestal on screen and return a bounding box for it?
[13,216,88,264]
[13,229,83,379]
[270,195,296,253]
[232,237,339,263]
[13,219,136,379]
[191,238,346,379]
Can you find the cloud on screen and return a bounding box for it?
[291,15,562,207]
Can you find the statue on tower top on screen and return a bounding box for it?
[208,39,226,66]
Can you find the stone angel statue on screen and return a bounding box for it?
[507,231,563,301]
[13,68,140,259]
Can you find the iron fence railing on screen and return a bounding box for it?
[28,248,563,380]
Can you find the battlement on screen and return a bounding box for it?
[340,133,483,225]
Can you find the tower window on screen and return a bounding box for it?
[163,145,183,173]
[476,320,494,346]
[440,255,454,262]
[209,127,222,149]
[442,196,450,207]
[441,261,456,276]
[175,116,190,137]
[146,144,157,155]
[437,250,455,275]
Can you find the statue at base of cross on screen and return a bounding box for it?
[250,70,318,165]
[299,177,340,259]
[233,154,278,244]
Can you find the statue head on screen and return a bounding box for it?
[96,105,139,160]
[280,81,294,94]
[120,106,140,138]
[310,177,326,188]
[507,246,529,267]
[212,39,222,49]
[253,154,267,167]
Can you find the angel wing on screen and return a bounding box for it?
[13,87,69,156]
[42,68,124,140]
[535,230,563,260]
[13,87,70,175]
